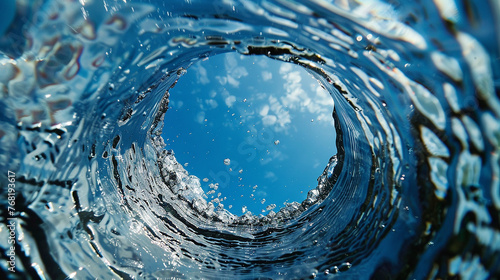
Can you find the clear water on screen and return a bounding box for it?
[0,0,499,279]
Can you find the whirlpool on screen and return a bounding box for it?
[0,0,499,279]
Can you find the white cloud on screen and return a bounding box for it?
[315,85,334,106]
[287,71,302,83]
[262,115,277,126]
[227,75,240,87]
[223,55,248,88]
[268,96,291,130]
[309,83,334,123]
[277,63,335,126]
[225,95,236,107]
[196,111,205,124]
[259,105,270,116]
[262,71,272,81]
[281,70,307,110]
[258,58,268,68]
[279,63,293,74]
[170,100,183,109]
[264,171,278,182]
[195,64,210,85]
[225,53,238,69]
[261,157,273,165]
[232,66,248,79]
[205,99,218,109]
[254,92,268,100]
[275,110,291,129]
[256,190,267,197]
[216,76,227,85]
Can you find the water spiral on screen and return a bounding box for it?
[0,0,499,279]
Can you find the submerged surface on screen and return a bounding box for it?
[0,0,499,279]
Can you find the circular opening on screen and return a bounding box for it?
[163,52,337,216]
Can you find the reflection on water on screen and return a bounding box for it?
[0,0,499,279]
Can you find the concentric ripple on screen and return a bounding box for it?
[0,0,499,279]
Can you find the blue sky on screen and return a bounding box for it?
[163,53,336,215]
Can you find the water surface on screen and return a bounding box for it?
[0,0,499,279]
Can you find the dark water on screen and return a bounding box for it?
[0,0,499,279]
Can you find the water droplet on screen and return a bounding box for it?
[203,178,209,182]
[266,204,276,211]
[223,158,230,165]
[339,262,352,271]
[242,206,247,213]
[274,140,280,145]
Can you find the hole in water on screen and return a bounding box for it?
[163,52,336,216]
